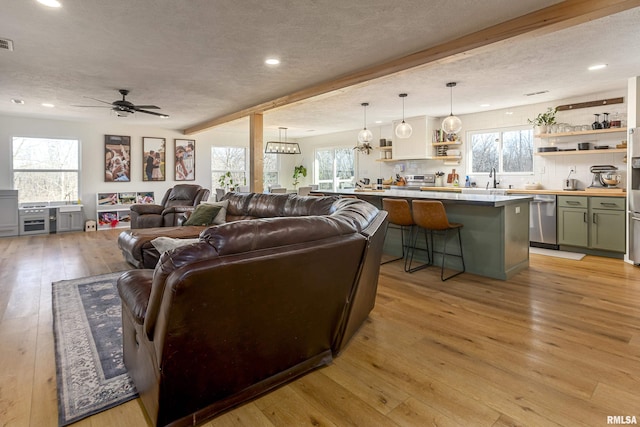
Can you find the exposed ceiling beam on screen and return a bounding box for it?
[183,0,640,135]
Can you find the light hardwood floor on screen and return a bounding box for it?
[1,229,639,426]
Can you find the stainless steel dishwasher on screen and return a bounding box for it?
[512,194,557,248]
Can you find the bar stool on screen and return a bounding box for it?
[411,200,465,281]
[381,198,415,271]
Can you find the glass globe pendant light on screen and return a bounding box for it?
[395,93,412,139]
[442,82,462,134]
[357,102,373,144]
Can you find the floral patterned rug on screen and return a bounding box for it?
[52,272,138,426]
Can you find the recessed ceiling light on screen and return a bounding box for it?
[505,111,513,115]
[265,58,280,65]
[588,64,607,71]
[480,104,490,107]
[375,120,382,124]
[41,103,55,108]
[37,0,62,8]
[11,99,25,104]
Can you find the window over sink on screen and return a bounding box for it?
[12,136,80,203]
[468,126,533,175]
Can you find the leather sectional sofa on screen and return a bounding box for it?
[116,193,388,426]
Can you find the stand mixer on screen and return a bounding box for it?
[589,165,619,188]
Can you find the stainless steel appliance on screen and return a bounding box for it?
[390,174,436,191]
[512,193,557,248]
[401,174,436,190]
[529,194,558,248]
[19,203,50,236]
[563,178,578,190]
[629,128,640,263]
[589,165,618,188]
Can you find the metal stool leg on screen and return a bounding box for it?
[440,227,465,281]
[405,226,432,273]
[381,224,410,265]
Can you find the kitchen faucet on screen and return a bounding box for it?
[489,167,499,189]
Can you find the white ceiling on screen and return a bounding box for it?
[1,1,639,139]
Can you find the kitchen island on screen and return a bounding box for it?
[319,189,533,280]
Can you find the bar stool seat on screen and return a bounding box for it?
[381,198,415,271]
[410,200,465,281]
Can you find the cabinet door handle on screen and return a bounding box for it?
[584,212,587,222]
[593,213,597,224]
[567,201,580,205]
[600,202,618,207]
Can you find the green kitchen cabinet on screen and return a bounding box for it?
[589,197,626,252]
[557,196,588,247]
[557,206,589,247]
[557,196,625,252]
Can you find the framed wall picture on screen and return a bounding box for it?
[174,139,195,181]
[142,137,166,181]
[104,135,131,182]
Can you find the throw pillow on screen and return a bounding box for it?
[200,199,229,225]
[184,203,222,226]
[151,237,200,255]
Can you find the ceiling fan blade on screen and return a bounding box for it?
[83,96,113,105]
[72,105,112,108]
[133,105,160,109]
[133,107,169,117]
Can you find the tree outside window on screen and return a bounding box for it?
[12,137,80,203]
[315,147,354,191]
[263,153,279,187]
[469,128,533,174]
[211,147,247,189]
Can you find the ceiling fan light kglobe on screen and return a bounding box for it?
[357,128,373,144]
[442,114,462,134]
[395,121,413,139]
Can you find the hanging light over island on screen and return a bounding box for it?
[395,93,412,139]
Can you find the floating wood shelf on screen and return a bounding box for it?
[536,128,627,138]
[535,148,626,156]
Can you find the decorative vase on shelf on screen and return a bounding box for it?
[534,125,548,135]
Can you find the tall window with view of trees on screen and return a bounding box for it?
[263,153,278,187]
[12,137,80,203]
[469,127,533,174]
[211,147,246,189]
[315,147,354,191]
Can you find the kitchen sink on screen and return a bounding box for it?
[58,205,83,212]
[460,188,508,195]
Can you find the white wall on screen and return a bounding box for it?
[297,89,629,191]
[0,114,250,221]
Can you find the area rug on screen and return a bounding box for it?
[52,272,138,426]
[529,247,585,260]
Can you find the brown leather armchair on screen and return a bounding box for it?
[117,193,387,427]
[129,184,210,229]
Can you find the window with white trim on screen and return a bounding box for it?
[263,153,279,186]
[12,137,80,203]
[211,147,247,189]
[468,127,533,174]
[314,147,355,191]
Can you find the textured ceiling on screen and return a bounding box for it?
[1,1,639,138]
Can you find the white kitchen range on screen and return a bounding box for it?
[18,202,52,235]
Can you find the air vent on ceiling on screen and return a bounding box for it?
[525,90,549,97]
[0,38,14,51]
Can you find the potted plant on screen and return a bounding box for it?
[528,107,557,134]
[217,171,235,191]
[292,165,307,189]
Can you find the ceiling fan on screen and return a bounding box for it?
[75,89,169,118]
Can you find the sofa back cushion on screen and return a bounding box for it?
[223,192,339,222]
